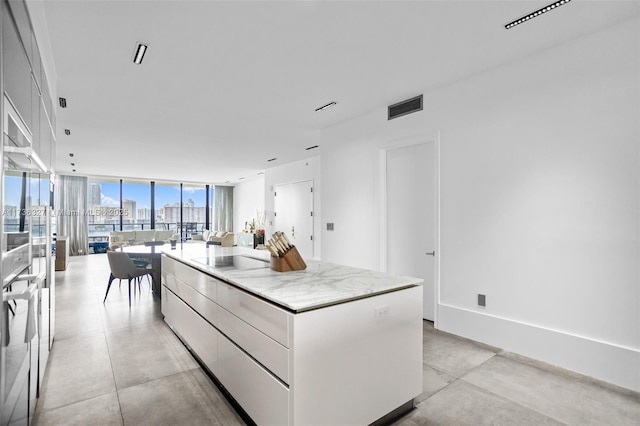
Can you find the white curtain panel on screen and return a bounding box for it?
[55,175,88,255]
[213,185,233,232]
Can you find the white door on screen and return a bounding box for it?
[386,143,436,320]
[274,180,314,259]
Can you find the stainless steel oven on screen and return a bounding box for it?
[1,274,42,425]
[1,94,50,424]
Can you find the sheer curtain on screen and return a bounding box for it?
[213,185,233,231]
[55,175,88,255]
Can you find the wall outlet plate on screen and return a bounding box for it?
[478,294,486,307]
[375,305,390,319]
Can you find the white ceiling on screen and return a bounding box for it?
[35,0,638,184]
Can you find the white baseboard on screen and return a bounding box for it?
[437,303,640,392]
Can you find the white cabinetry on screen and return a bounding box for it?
[2,10,32,130]
[162,285,218,372]
[217,333,289,426]
[161,255,422,425]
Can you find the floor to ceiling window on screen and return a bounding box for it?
[87,178,120,240]
[122,180,151,231]
[154,182,181,233]
[82,178,219,248]
[182,184,207,237]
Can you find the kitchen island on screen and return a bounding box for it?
[161,245,423,425]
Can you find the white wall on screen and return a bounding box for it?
[320,17,640,391]
[233,177,265,233]
[264,157,321,259]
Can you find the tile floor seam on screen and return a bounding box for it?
[423,363,463,381]
[426,351,500,381]
[495,351,640,399]
[457,376,571,426]
[102,315,127,424]
[419,351,575,422]
[34,391,122,420]
[105,332,203,392]
[34,329,114,412]
[411,377,462,408]
[115,369,201,393]
[457,351,500,377]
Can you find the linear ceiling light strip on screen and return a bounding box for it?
[505,0,571,30]
[315,101,336,112]
[133,43,148,64]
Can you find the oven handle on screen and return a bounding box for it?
[3,273,44,343]
[4,273,44,301]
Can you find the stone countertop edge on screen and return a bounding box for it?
[161,245,423,313]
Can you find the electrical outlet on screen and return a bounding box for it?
[478,294,486,307]
[327,223,334,231]
[375,305,390,319]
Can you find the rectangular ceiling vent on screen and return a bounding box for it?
[388,94,423,120]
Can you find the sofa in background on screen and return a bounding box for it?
[191,230,235,247]
[109,230,177,248]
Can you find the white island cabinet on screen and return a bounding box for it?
[161,246,423,426]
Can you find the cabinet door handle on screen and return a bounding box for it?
[425,251,435,257]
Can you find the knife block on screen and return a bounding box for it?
[270,246,307,272]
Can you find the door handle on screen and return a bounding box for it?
[425,251,435,257]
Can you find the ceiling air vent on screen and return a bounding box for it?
[388,94,423,120]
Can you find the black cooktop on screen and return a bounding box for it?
[192,255,269,271]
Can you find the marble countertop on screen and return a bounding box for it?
[162,244,423,313]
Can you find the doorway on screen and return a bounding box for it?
[273,180,314,259]
[384,140,439,321]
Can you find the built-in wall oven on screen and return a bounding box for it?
[1,274,42,425]
[1,95,52,425]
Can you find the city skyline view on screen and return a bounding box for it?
[87,180,213,229]
[3,177,215,235]
[91,181,209,209]
[3,179,211,211]
[3,174,50,209]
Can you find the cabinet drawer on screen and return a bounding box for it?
[218,333,289,426]
[217,282,290,348]
[163,274,217,326]
[163,286,218,373]
[217,305,289,384]
[162,256,217,301]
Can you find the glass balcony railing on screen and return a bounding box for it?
[87,222,206,241]
[5,222,209,243]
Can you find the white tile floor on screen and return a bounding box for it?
[34,253,640,425]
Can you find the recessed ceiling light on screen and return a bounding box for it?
[70,163,75,166]
[315,101,337,112]
[64,129,71,136]
[257,172,264,175]
[133,43,148,64]
[72,169,76,172]
[69,153,74,157]
[305,145,319,151]
[59,97,67,108]
[505,0,571,29]
[239,177,245,180]
[267,158,277,162]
